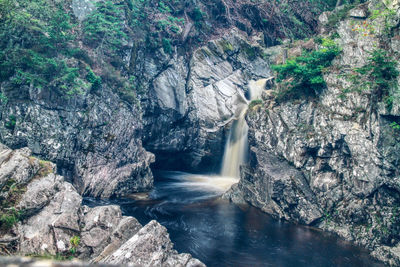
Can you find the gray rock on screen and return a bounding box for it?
[0,145,39,189]
[101,220,205,267]
[349,8,368,19]
[143,29,271,171]
[72,0,99,21]
[226,3,400,265]
[0,86,154,198]
[0,144,200,264]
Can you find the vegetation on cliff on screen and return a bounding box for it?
[0,0,344,105]
[271,38,341,102]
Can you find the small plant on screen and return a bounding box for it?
[0,93,7,104]
[162,38,172,54]
[5,115,16,130]
[0,208,21,231]
[248,99,263,110]
[69,235,80,254]
[86,67,102,91]
[391,122,400,131]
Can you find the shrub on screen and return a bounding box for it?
[70,235,80,254]
[162,38,172,54]
[86,67,102,91]
[0,208,21,231]
[5,115,16,130]
[0,93,8,104]
[248,99,263,110]
[83,0,128,54]
[271,38,341,102]
[346,48,399,110]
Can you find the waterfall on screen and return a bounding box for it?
[220,79,267,178]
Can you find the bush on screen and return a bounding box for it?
[5,115,16,130]
[271,38,341,102]
[346,48,399,110]
[0,208,21,231]
[70,235,80,254]
[83,0,128,54]
[248,99,263,110]
[86,67,102,91]
[162,38,173,54]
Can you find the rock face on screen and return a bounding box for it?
[0,144,204,266]
[102,220,205,267]
[0,82,154,199]
[142,30,271,171]
[225,2,400,265]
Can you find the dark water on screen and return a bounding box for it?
[84,171,384,267]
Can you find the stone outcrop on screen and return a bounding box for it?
[0,144,203,266]
[101,220,205,267]
[141,29,271,171]
[0,80,154,199]
[225,2,400,265]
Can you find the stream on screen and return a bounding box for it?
[84,170,384,267]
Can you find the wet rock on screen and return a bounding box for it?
[101,220,205,267]
[0,144,199,265]
[226,3,400,265]
[143,29,272,171]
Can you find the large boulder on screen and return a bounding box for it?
[101,220,205,267]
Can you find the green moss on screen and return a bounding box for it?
[220,40,234,53]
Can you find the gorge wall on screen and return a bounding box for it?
[225,1,400,265]
[0,0,324,197]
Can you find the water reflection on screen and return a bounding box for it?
[84,171,384,267]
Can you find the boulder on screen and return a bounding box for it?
[101,220,205,267]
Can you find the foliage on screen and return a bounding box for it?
[162,38,173,54]
[0,0,81,93]
[69,235,80,254]
[369,3,397,37]
[5,115,16,130]
[29,253,74,261]
[83,0,128,54]
[0,93,7,104]
[345,49,399,111]
[86,67,102,91]
[271,38,341,102]
[0,208,21,231]
[391,122,400,131]
[248,99,263,110]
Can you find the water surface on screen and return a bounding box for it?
[84,171,384,267]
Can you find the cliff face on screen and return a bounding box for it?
[0,0,327,196]
[225,1,400,265]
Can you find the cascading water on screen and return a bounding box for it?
[221,79,268,178]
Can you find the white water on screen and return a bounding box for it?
[171,79,267,192]
[221,79,267,178]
